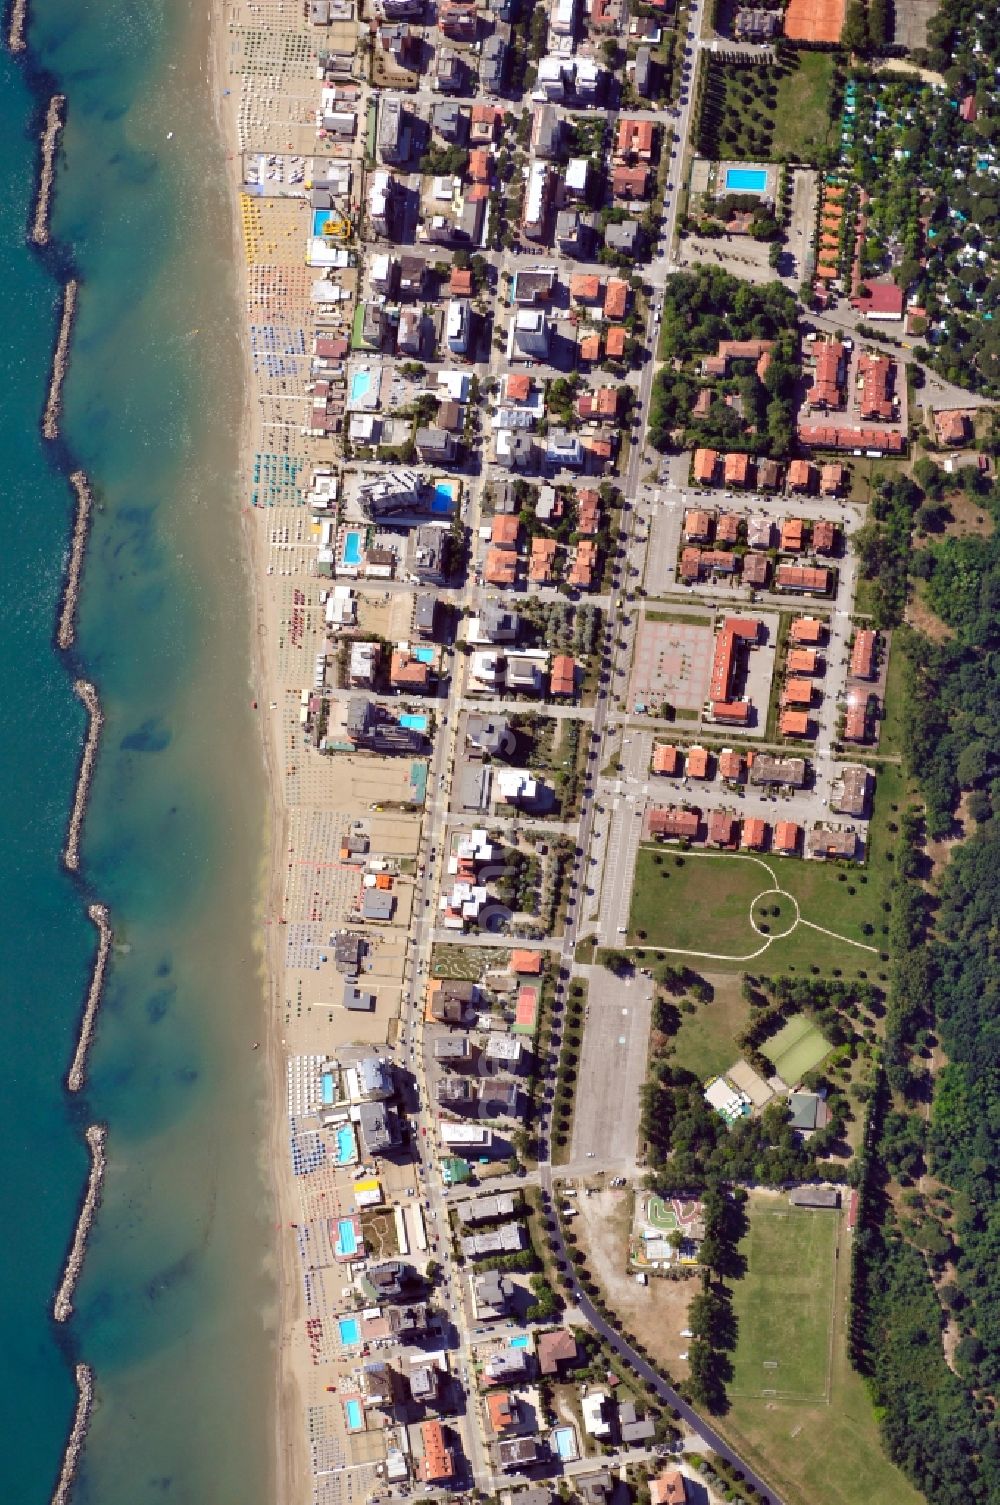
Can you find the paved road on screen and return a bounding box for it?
[539,1167,785,1505]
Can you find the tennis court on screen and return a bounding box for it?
[762,1014,830,1084]
[784,0,845,43]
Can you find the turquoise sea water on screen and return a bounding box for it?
[1,1,273,1502]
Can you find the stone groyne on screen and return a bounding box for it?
[53,1124,107,1324]
[42,277,78,441]
[56,471,94,651]
[31,93,65,246]
[66,903,112,1094]
[7,0,27,53]
[49,1363,94,1505]
[63,679,103,872]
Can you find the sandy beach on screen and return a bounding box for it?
[208,4,417,1498]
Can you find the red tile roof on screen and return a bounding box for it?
[615,118,655,158]
[693,448,718,484]
[779,709,811,736]
[603,280,628,319]
[850,280,904,318]
[491,514,520,546]
[850,628,877,679]
[606,324,627,358]
[550,654,575,696]
[741,817,768,850]
[652,744,680,775]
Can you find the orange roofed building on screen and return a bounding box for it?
[484,547,518,586]
[718,749,744,781]
[787,460,814,494]
[780,517,805,552]
[529,535,557,583]
[741,817,768,851]
[419,1423,455,1483]
[650,1472,688,1505]
[724,452,751,488]
[486,1392,517,1434]
[550,654,575,696]
[693,448,719,485]
[567,539,598,589]
[791,617,825,645]
[773,821,800,854]
[787,648,818,676]
[511,949,543,975]
[686,746,710,779]
[615,117,655,159]
[570,274,602,303]
[653,744,680,776]
[604,279,628,319]
[606,324,627,358]
[390,649,430,691]
[649,807,700,840]
[780,709,811,737]
[491,514,520,546]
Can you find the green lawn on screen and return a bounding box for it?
[771,52,838,159]
[730,1197,838,1403]
[721,1196,926,1505]
[697,52,836,164]
[628,847,886,980]
[670,973,749,1081]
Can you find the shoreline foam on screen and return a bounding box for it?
[42,276,78,441]
[63,678,102,873]
[56,470,94,651]
[49,1362,94,1505]
[31,92,65,247]
[53,1123,107,1324]
[66,903,112,1093]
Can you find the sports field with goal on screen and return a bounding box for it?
[729,1196,839,1403]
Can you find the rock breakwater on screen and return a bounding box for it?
[56,471,93,651]
[63,679,102,872]
[31,93,65,246]
[42,277,78,441]
[53,1124,107,1324]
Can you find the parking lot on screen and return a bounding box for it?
[569,966,653,1170]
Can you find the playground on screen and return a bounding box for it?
[629,1192,705,1269]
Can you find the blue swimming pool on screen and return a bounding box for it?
[312,208,334,236]
[509,1333,530,1350]
[322,1072,335,1106]
[412,647,435,664]
[335,1124,357,1165]
[431,480,456,513]
[725,167,768,193]
[350,370,373,403]
[400,714,428,732]
[339,1316,361,1346]
[345,1399,363,1431]
[336,1217,359,1257]
[551,1426,577,1461]
[342,530,363,567]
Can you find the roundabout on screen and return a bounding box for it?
[749,887,801,939]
